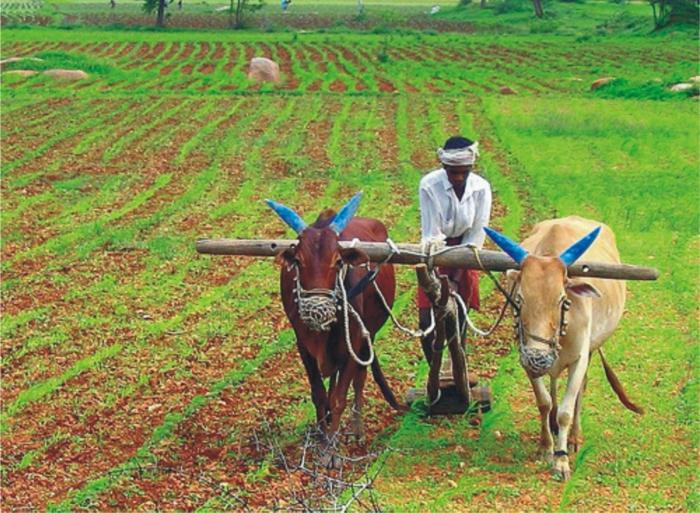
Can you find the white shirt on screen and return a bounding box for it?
[419,168,492,248]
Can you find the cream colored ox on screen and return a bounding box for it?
[485,216,643,481]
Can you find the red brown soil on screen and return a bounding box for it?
[160,43,194,76]
[113,43,136,62]
[145,42,180,72]
[256,42,274,60]
[274,44,299,90]
[198,62,215,74]
[195,42,210,60]
[222,43,239,73]
[99,41,127,59]
[302,44,327,73]
[329,79,346,92]
[307,79,322,92]
[212,42,225,60]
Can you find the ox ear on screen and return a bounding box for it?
[339,247,370,267]
[265,199,307,234]
[329,192,362,235]
[505,269,521,285]
[566,280,602,298]
[276,244,298,268]
[559,226,601,266]
[483,227,528,265]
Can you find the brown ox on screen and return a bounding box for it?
[485,216,642,480]
[267,193,403,453]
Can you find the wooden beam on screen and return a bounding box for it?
[195,238,660,281]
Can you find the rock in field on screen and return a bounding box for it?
[4,70,38,77]
[248,57,280,83]
[0,57,43,70]
[590,77,614,91]
[43,69,89,80]
[499,86,517,95]
[670,83,694,92]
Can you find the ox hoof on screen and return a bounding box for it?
[552,457,571,481]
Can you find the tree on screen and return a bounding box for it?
[531,0,543,17]
[143,0,167,27]
[649,0,698,28]
[229,0,264,28]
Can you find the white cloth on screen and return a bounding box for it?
[419,168,492,249]
[437,142,479,166]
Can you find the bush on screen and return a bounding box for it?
[493,0,531,14]
[592,78,698,100]
[458,0,472,6]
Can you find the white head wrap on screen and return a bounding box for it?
[437,141,479,166]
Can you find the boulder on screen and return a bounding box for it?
[499,86,517,95]
[247,57,280,83]
[4,70,38,77]
[670,83,693,92]
[43,69,89,80]
[590,77,614,91]
[0,57,43,70]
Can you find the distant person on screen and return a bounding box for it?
[416,135,492,363]
[281,0,291,12]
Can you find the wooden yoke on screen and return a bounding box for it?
[416,264,470,414]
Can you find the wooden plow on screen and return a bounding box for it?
[196,238,659,415]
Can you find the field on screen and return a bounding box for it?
[1,12,698,513]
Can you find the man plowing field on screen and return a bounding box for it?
[417,135,492,363]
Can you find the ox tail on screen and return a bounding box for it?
[371,358,407,412]
[598,348,644,415]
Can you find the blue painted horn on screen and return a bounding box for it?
[265,199,307,234]
[484,225,602,267]
[329,191,362,234]
[559,226,601,266]
[483,226,528,265]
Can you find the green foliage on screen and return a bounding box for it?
[649,0,699,28]
[593,77,697,99]
[2,51,115,75]
[493,0,532,15]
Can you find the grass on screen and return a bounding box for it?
[0,19,697,513]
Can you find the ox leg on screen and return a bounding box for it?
[530,376,554,462]
[549,376,559,436]
[351,366,367,442]
[553,351,590,481]
[569,374,587,453]
[297,344,329,432]
[320,361,357,468]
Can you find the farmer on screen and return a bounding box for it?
[417,135,492,363]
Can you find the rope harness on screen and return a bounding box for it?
[290,257,378,367]
[515,294,571,378]
[292,264,338,332]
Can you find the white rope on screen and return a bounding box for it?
[339,266,375,367]
[450,291,472,405]
[428,387,442,407]
[370,280,435,338]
